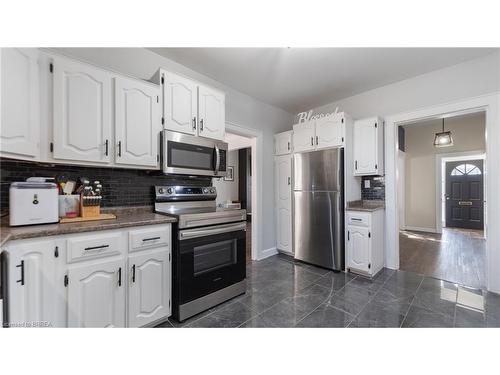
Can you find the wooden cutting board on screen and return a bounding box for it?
[59,213,117,224]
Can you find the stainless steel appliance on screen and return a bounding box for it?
[9,181,59,226]
[293,148,344,271]
[155,185,246,322]
[161,130,228,177]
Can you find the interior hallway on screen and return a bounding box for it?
[399,228,485,289]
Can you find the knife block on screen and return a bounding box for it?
[80,199,101,218]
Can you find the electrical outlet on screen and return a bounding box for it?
[364,179,371,189]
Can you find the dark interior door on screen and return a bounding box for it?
[445,160,484,230]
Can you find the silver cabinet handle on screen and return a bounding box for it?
[214,145,220,174]
[180,222,246,241]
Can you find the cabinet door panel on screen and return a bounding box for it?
[128,249,170,327]
[67,258,125,327]
[274,131,292,155]
[354,118,377,175]
[52,57,112,163]
[0,48,39,158]
[198,85,225,140]
[316,115,344,149]
[275,155,292,253]
[163,72,197,135]
[347,226,370,273]
[6,240,61,327]
[115,77,160,167]
[293,121,315,153]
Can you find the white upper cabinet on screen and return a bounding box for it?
[128,248,170,327]
[114,76,160,167]
[52,57,112,164]
[353,117,384,176]
[274,130,293,155]
[197,84,225,140]
[315,113,345,149]
[293,121,315,153]
[0,48,40,158]
[293,113,346,153]
[162,71,198,136]
[274,155,293,254]
[67,258,126,328]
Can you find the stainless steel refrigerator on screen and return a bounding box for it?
[293,148,344,271]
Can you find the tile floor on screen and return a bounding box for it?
[156,254,500,328]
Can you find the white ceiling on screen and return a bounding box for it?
[149,48,496,114]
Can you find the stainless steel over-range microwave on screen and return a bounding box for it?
[161,130,228,177]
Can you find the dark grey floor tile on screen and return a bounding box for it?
[402,305,453,328]
[238,285,292,313]
[413,283,457,317]
[383,270,423,295]
[418,277,458,293]
[188,302,256,328]
[327,283,375,316]
[370,288,415,315]
[350,300,407,327]
[315,272,355,292]
[154,319,174,328]
[256,299,308,327]
[239,316,280,328]
[296,304,354,328]
[371,268,396,284]
[454,306,486,328]
[347,275,385,293]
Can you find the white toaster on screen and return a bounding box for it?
[9,182,59,226]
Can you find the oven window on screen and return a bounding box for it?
[193,239,237,276]
[168,141,214,171]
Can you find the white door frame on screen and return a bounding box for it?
[436,150,485,234]
[385,92,500,293]
[225,121,263,261]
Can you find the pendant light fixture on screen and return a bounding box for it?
[433,118,453,147]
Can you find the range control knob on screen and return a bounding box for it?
[166,187,174,194]
[210,187,216,194]
[203,188,209,194]
[158,188,165,194]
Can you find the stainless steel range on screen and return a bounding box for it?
[155,185,247,322]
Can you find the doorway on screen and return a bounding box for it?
[213,125,258,262]
[397,111,487,289]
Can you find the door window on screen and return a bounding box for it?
[167,141,214,170]
[450,163,482,176]
[193,239,237,276]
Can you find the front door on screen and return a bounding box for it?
[445,160,484,229]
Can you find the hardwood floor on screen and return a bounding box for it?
[399,228,485,289]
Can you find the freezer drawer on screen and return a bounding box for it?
[293,191,344,270]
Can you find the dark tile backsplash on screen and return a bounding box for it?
[0,158,211,211]
[361,176,385,201]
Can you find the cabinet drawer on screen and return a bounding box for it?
[66,232,123,263]
[129,225,170,252]
[346,212,371,227]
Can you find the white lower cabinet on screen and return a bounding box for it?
[5,239,65,327]
[67,258,126,328]
[346,210,384,277]
[2,223,171,328]
[128,249,170,327]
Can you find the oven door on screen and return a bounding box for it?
[162,130,227,177]
[178,222,246,304]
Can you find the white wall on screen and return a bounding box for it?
[404,113,486,230]
[213,150,239,206]
[303,52,500,120]
[49,48,295,255]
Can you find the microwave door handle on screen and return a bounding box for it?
[215,145,220,174]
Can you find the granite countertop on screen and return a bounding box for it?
[0,206,177,247]
[346,200,385,212]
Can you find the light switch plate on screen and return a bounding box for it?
[364,180,371,188]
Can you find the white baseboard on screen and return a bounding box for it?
[258,247,278,260]
[403,225,439,234]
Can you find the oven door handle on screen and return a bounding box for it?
[179,222,246,241]
[214,145,220,175]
